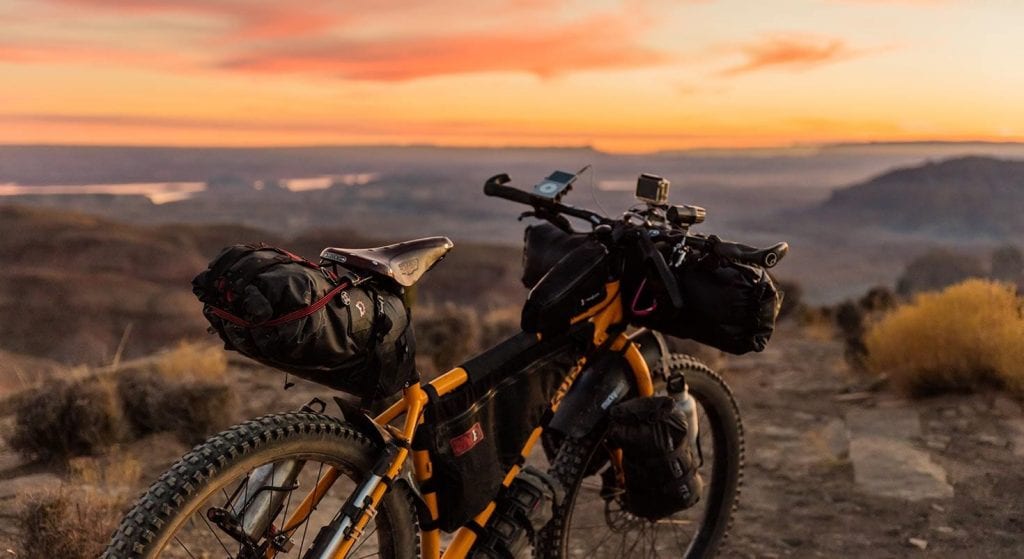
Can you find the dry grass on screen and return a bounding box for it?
[18,487,126,559]
[69,454,142,490]
[865,279,1024,395]
[18,456,138,559]
[153,341,227,381]
[7,376,126,462]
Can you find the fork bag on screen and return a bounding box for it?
[606,396,701,520]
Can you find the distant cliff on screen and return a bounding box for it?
[810,156,1024,238]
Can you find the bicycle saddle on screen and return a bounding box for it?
[320,236,454,287]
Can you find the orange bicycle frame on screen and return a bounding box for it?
[276,280,655,559]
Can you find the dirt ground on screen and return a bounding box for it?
[1,326,1023,557]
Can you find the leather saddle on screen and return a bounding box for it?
[320,236,454,287]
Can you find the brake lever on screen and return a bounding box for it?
[636,231,684,311]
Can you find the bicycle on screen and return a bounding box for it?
[103,170,787,559]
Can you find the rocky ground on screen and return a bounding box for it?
[1,327,1022,557]
[723,331,1024,558]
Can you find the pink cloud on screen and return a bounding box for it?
[720,34,865,76]
[217,15,667,81]
[48,0,344,40]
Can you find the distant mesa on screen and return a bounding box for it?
[807,156,1024,239]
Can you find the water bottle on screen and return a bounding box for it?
[666,373,700,460]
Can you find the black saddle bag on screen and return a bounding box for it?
[606,396,701,520]
[415,327,588,532]
[628,251,781,355]
[192,244,416,399]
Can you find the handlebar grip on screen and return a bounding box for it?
[484,174,537,206]
[713,240,788,268]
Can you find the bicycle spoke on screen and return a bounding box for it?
[299,461,325,556]
[348,524,379,558]
[173,536,199,559]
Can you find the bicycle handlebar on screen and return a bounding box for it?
[483,173,787,269]
[484,174,608,226]
[685,236,789,269]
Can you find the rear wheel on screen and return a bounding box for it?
[103,412,419,559]
[538,355,743,558]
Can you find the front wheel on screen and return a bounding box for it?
[103,412,419,559]
[539,354,743,558]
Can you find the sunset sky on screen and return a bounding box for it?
[1,0,1022,152]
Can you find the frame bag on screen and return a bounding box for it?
[416,328,587,532]
[191,244,416,400]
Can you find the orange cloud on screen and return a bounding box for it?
[720,34,864,76]
[217,16,667,81]
[0,42,185,68]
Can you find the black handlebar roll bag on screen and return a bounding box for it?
[192,244,416,400]
[628,251,781,355]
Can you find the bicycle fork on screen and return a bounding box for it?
[304,444,399,559]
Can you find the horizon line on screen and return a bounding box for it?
[1,139,1024,156]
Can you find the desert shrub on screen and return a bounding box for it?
[154,341,227,381]
[865,279,1024,395]
[7,376,125,462]
[827,286,901,369]
[117,368,237,444]
[896,248,986,296]
[479,306,521,348]
[414,303,481,371]
[991,244,1024,285]
[774,279,804,321]
[19,487,126,559]
[858,286,897,313]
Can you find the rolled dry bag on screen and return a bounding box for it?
[192,244,416,400]
[606,396,702,520]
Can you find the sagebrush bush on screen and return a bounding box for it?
[775,279,804,321]
[19,487,126,559]
[415,303,481,371]
[154,341,227,380]
[865,279,1024,395]
[117,368,237,444]
[8,376,125,462]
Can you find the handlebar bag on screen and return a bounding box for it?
[629,253,781,355]
[414,326,588,531]
[521,243,609,336]
[521,222,595,288]
[605,396,702,520]
[192,244,416,400]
